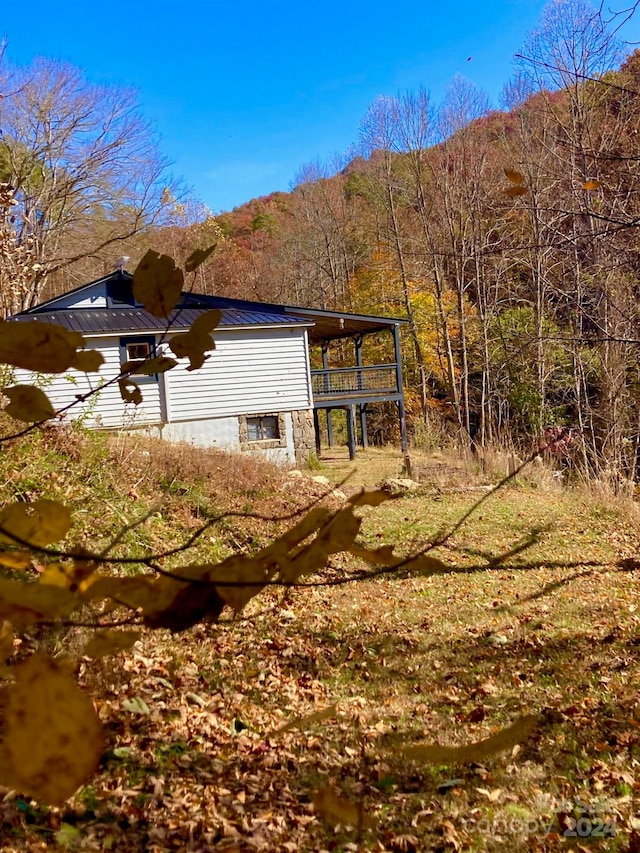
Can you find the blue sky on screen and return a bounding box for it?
[2,1,639,213]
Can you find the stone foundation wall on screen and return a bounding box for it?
[291,408,315,463]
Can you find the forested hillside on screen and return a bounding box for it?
[170,7,640,485]
[3,0,640,483]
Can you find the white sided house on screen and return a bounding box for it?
[10,271,408,464]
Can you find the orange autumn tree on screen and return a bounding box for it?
[347,246,479,436]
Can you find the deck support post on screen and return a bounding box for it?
[346,405,357,460]
[313,409,321,453]
[355,334,367,448]
[325,409,334,447]
[322,344,334,447]
[393,324,410,473]
[360,404,369,449]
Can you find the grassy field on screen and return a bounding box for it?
[2,435,640,852]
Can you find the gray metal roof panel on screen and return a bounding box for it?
[184,293,408,342]
[10,307,311,335]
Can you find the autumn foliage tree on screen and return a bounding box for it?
[203,0,640,479]
[0,54,177,312]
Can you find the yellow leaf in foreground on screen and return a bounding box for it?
[349,488,398,507]
[39,563,75,588]
[318,506,362,551]
[144,581,225,632]
[0,577,78,623]
[0,620,13,664]
[0,550,33,570]
[84,575,161,610]
[3,385,55,422]
[503,185,529,198]
[169,310,222,371]
[39,558,96,594]
[0,499,72,547]
[0,653,104,804]
[82,630,141,658]
[39,562,90,593]
[142,563,226,630]
[312,786,375,829]
[133,250,184,317]
[402,714,539,765]
[504,168,525,185]
[122,355,177,376]
[210,554,272,612]
[274,506,361,585]
[0,321,84,373]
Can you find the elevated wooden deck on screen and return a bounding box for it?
[310,365,401,407]
[308,316,407,460]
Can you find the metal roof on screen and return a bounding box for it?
[181,294,408,344]
[10,307,311,336]
[16,271,408,343]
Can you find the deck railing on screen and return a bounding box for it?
[311,365,399,400]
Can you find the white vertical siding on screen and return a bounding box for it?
[13,336,162,428]
[164,327,312,420]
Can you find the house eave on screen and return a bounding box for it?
[75,321,314,339]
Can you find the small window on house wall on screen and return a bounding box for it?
[126,341,152,363]
[120,336,157,383]
[247,415,279,441]
[239,413,286,450]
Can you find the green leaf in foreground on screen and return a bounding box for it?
[122,696,150,715]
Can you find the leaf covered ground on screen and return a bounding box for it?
[2,436,640,852]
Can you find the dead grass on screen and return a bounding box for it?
[108,430,287,501]
[3,436,640,851]
[315,442,569,495]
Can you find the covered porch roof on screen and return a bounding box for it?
[184,294,409,344]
